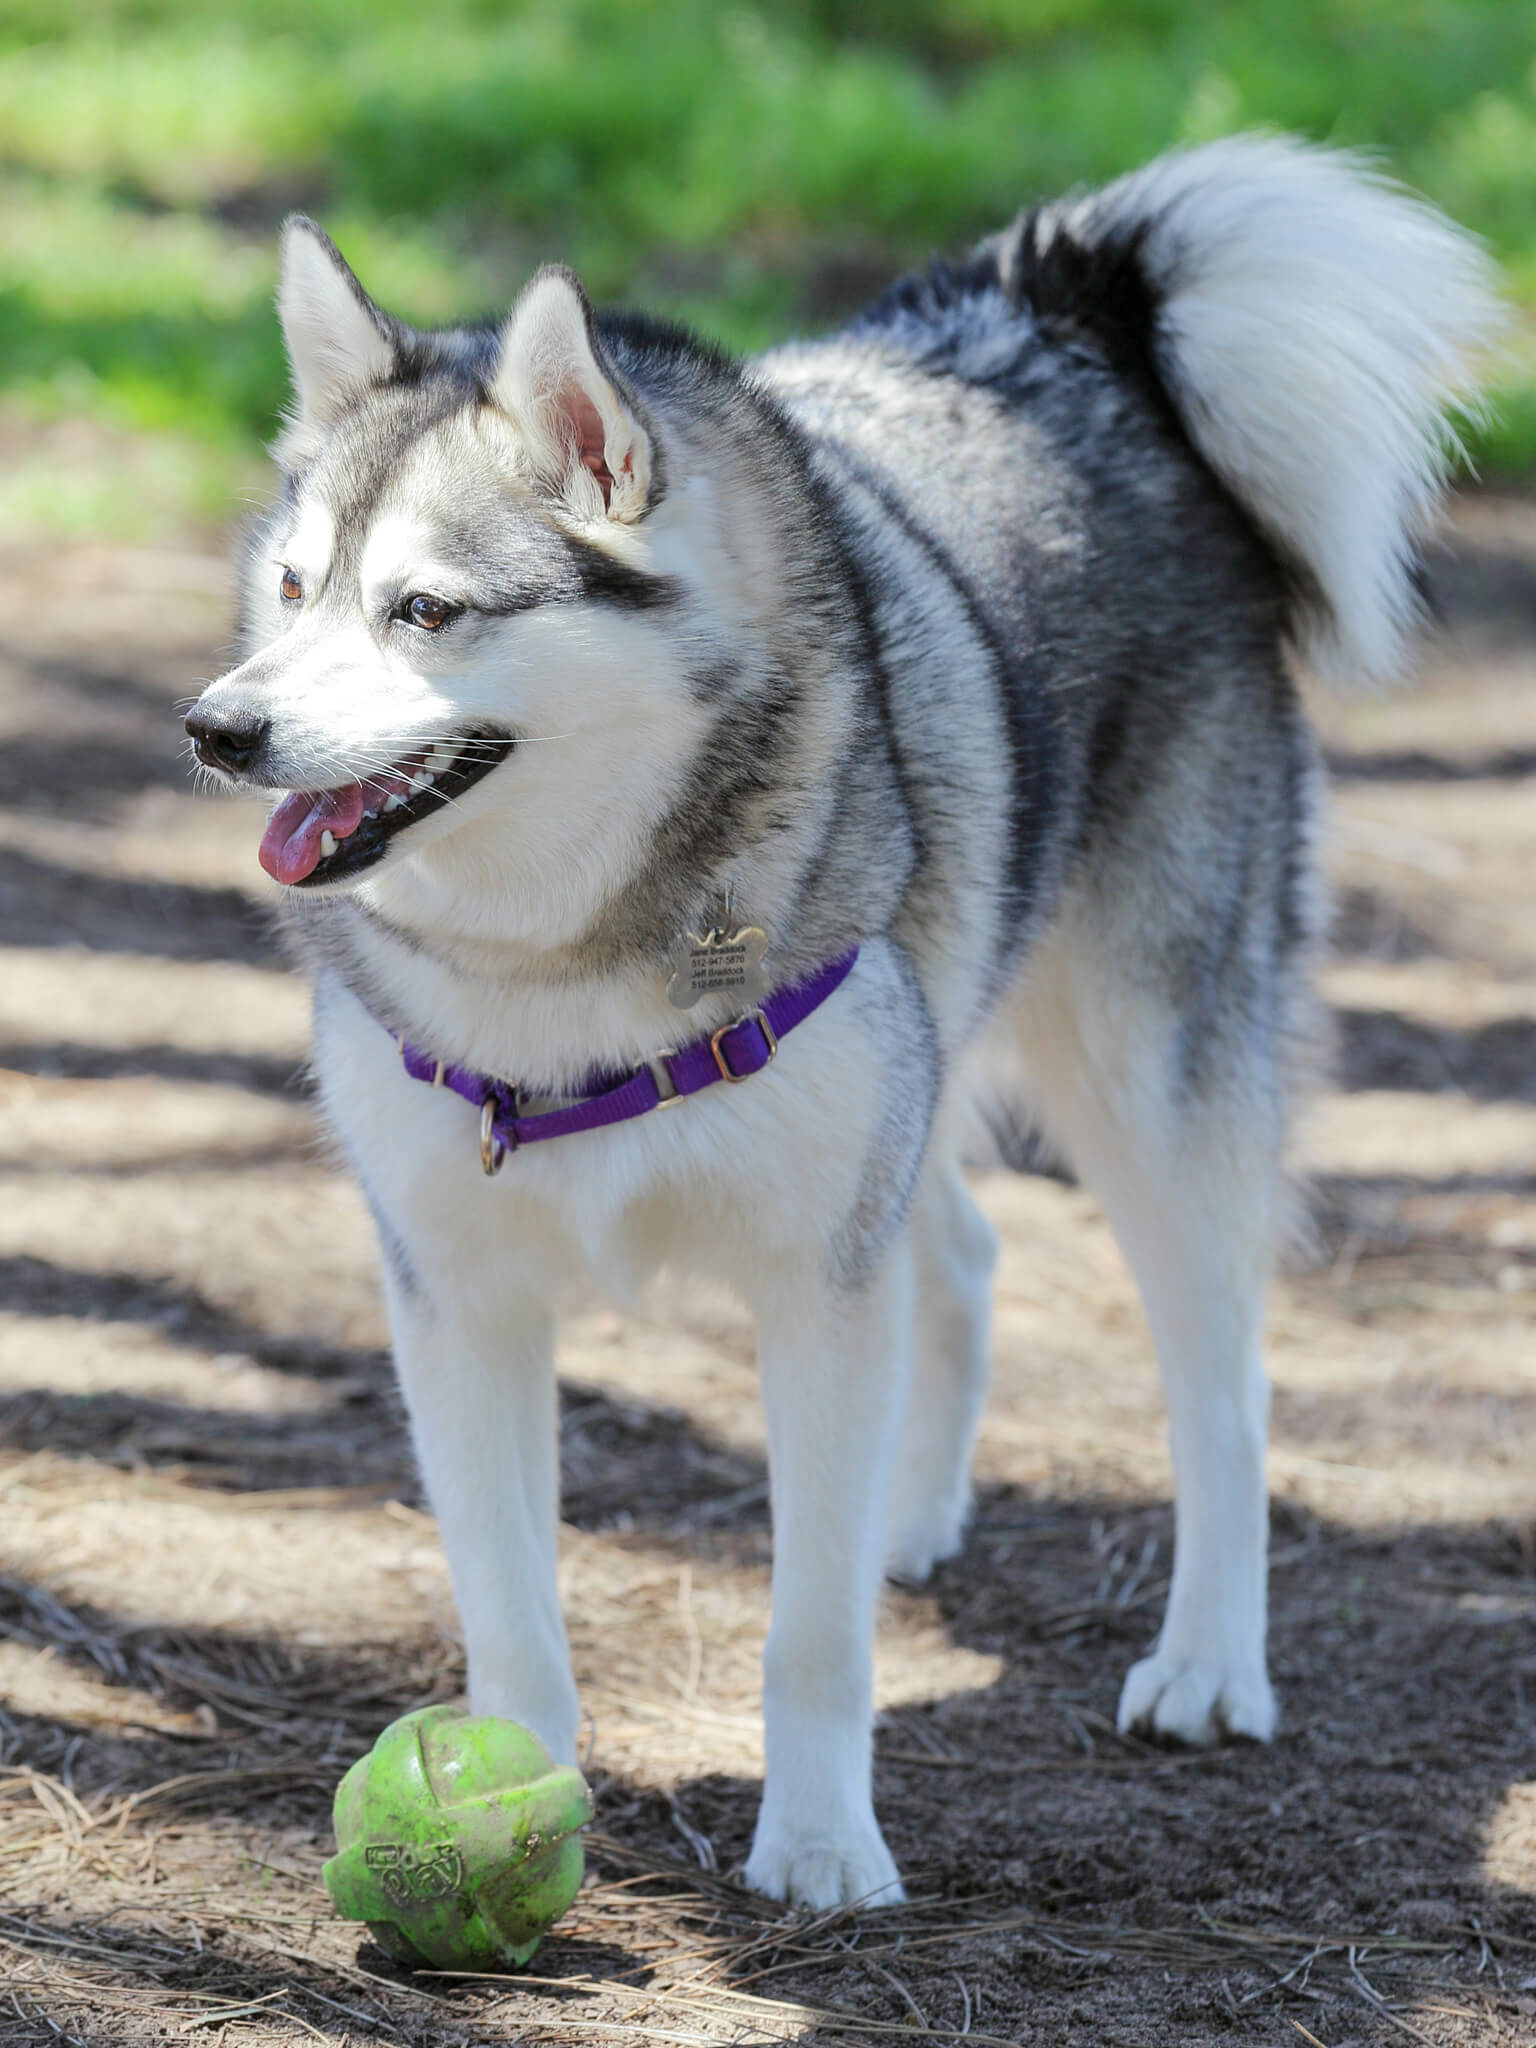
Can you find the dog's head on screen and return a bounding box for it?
[188,222,787,944]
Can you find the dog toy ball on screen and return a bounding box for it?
[322,1704,593,1970]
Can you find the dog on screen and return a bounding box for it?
[186,135,1497,1909]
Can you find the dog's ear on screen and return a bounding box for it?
[488,266,652,523]
[276,218,395,451]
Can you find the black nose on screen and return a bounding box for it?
[185,707,270,776]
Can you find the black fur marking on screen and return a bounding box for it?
[1177,798,1262,1097]
[560,535,682,611]
[855,246,1008,332]
[466,538,680,617]
[556,629,824,982]
[818,443,1061,961]
[597,305,743,381]
[1007,207,1335,656]
[461,587,551,619]
[831,521,928,878]
[1077,684,1135,847]
[1273,699,1321,964]
[996,212,1175,418]
[862,207,1329,660]
[598,664,808,958]
[830,942,941,1288]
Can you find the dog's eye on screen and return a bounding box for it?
[279,568,303,604]
[401,593,456,631]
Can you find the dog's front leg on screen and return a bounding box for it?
[386,1277,579,1764]
[743,1241,914,1909]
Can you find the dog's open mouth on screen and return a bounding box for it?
[258,733,513,887]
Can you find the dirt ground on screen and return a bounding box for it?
[1,490,1534,2048]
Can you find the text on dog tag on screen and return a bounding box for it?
[665,924,769,1010]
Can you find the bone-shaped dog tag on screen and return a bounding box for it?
[665,923,769,1010]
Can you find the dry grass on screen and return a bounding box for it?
[2,506,1536,2042]
[0,1750,1522,2048]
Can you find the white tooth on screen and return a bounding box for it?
[363,807,378,820]
[320,830,337,857]
[427,744,457,772]
[411,770,436,791]
[385,792,406,812]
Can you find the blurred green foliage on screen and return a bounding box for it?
[1,0,1533,533]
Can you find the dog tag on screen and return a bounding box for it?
[665,922,769,1010]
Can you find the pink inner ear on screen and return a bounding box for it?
[561,383,614,507]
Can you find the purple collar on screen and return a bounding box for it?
[391,948,859,1175]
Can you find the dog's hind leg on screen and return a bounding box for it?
[883,1150,997,1583]
[743,1240,914,1908]
[385,1270,580,1764]
[1090,1128,1277,1746]
[1014,935,1283,1748]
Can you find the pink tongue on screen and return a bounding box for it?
[258,783,369,885]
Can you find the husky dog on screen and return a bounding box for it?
[187,137,1496,1908]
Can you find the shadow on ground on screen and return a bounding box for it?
[3,1413,1535,2044]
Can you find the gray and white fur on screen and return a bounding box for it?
[188,135,1499,1907]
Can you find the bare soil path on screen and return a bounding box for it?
[1,500,1534,2045]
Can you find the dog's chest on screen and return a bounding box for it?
[317,969,810,1304]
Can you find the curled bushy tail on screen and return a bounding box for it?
[1004,135,1503,686]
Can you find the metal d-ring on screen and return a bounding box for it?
[479,1096,507,1176]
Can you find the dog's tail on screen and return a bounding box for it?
[995,135,1503,687]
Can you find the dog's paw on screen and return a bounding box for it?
[1117,1650,1277,1746]
[743,1822,905,1910]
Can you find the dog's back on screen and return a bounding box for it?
[746,135,1497,1128]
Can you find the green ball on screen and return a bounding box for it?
[322,1704,593,1971]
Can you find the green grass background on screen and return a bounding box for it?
[3,0,1534,535]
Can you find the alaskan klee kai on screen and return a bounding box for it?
[187,137,1497,1908]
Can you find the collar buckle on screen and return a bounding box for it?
[710,1009,778,1085]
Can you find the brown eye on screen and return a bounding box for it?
[279,567,303,603]
[405,593,454,631]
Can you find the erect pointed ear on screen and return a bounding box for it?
[277,217,395,443]
[488,266,652,522]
